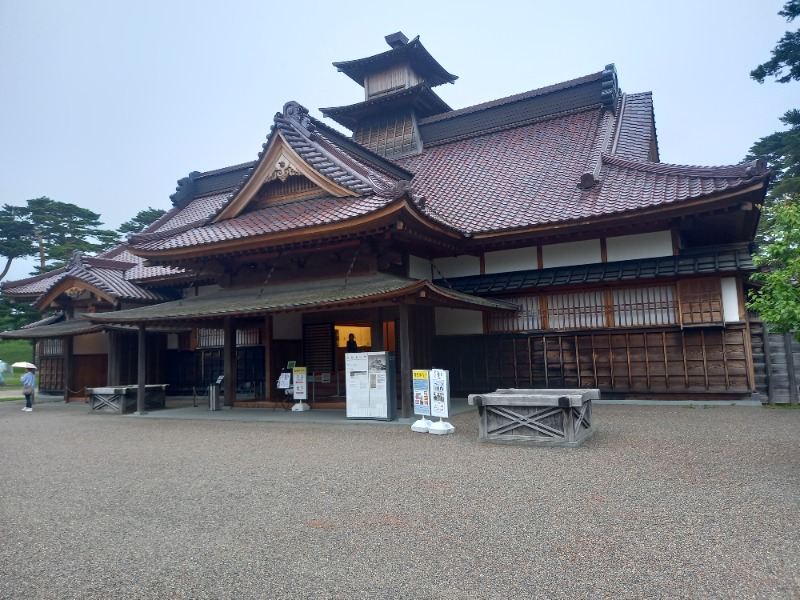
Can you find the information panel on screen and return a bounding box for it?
[429,368,450,418]
[292,366,307,400]
[345,352,396,420]
[413,370,431,416]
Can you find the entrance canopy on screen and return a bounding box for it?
[86,273,517,326]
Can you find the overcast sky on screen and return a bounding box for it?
[1,0,796,281]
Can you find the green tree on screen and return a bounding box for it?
[14,197,118,274]
[118,207,167,236]
[746,109,800,198]
[0,296,41,331]
[748,1,800,199]
[747,198,800,339]
[748,1,800,337]
[0,205,36,281]
[750,0,800,84]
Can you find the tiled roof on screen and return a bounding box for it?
[321,84,451,131]
[398,108,605,233]
[86,274,514,324]
[396,108,769,234]
[1,316,104,339]
[99,247,184,282]
[123,83,769,256]
[612,93,657,162]
[132,195,397,252]
[52,253,171,303]
[272,103,382,195]
[0,251,171,304]
[21,312,64,329]
[128,103,410,254]
[0,268,66,296]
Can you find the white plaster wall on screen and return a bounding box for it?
[485,247,537,274]
[272,312,303,339]
[167,333,179,349]
[606,231,673,262]
[432,255,480,278]
[541,239,601,268]
[435,308,484,335]
[74,332,109,355]
[721,277,740,322]
[186,284,222,298]
[408,255,432,280]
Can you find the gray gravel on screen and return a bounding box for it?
[1,400,798,599]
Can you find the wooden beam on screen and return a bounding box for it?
[263,315,273,401]
[135,324,146,415]
[224,317,236,407]
[63,337,73,404]
[398,304,412,418]
[371,308,384,351]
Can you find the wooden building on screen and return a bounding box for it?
[3,32,789,409]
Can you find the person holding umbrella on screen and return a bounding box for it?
[14,362,36,412]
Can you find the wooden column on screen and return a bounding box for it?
[398,304,412,418]
[223,317,236,407]
[371,308,384,351]
[135,324,146,415]
[107,331,121,386]
[785,333,798,404]
[63,337,74,403]
[263,315,273,401]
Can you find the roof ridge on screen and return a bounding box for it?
[602,155,771,179]
[0,265,67,291]
[422,104,601,149]
[419,70,605,126]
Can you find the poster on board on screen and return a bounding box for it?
[345,352,396,420]
[429,368,450,418]
[292,366,307,400]
[412,369,431,416]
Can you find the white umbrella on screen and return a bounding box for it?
[11,362,37,369]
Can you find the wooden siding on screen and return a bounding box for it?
[434,324,753,398]
[36,338,64,393]
[750,320,800,404]
[354,111,420,158]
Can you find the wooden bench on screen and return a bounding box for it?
[467,388,599,447]
[87,385,168,414]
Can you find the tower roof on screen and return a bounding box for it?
[332,34,457,88]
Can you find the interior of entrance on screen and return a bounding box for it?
[334,321,396,367]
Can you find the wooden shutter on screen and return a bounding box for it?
[678,278,723,326]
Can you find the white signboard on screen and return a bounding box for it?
[292,366,307,400]
[429,369,450,418]
[346,352,396,420]
[277,372,291,389]
[345,353,369,413]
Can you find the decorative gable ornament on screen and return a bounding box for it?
[267,154,301,183]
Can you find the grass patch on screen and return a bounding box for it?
[0,396,23,402]
[0,339,34,388]
[0,339,34,365]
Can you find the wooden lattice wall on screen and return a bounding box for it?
[434,324,753,399]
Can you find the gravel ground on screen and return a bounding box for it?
[1,400,798,599]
